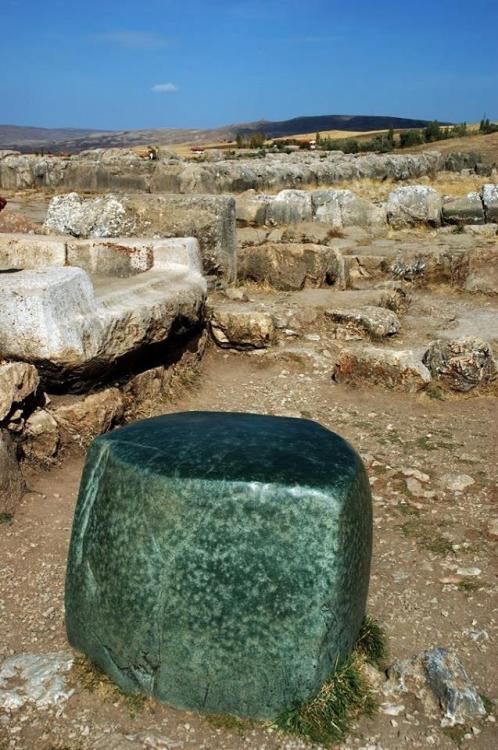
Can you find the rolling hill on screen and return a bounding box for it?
[0,114,443,154]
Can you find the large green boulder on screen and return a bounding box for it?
[65,412,372,719]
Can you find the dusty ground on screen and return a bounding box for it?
[1,182,497,748]
[1,335,497,749]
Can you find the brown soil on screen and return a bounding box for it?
[1,340,497,750]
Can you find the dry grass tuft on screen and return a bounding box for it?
[275,617,386,744]
[276,652,376,745]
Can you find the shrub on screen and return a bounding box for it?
[399,129,424,148]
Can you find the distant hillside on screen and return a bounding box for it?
[235,114,440,138]
[0,114,446,154]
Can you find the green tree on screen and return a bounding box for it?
[424,120,442,142]
[249,131,266,148]
[399,130,424,148]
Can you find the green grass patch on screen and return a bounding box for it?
[400,519,453,555]
[414,436,438,451]
[458,580,480,593]
[442,724,468,747]
[275,652,376,745]
[355,421,374,430]
[0,512,13,524]
[275,618,385,744]
[396,502,420,517]
[425,384,445,401]
[425,537,453,555]
[355,616,388,668]
[479,693,495,715]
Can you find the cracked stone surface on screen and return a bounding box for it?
[65,411,372,719]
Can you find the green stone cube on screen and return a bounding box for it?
[65,412,372,719]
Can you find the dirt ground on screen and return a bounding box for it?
[1,341,497,750]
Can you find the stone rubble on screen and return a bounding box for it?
[0,652,74,711]
[325,305,400,340]
[333,347,431,391]
[210,308,275,349]
[384,648,487,727]
[422,337,497,392]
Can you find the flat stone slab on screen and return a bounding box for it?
[325,305,400,339]
[65,412,372,719]
[0,258,206,384]
[0,232,203,278]
[44,193,237,280]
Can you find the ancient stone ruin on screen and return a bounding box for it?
[0,141,496,747]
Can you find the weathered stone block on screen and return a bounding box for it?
[0,262,206,385]
[0,430,24,516]
[0,233,67,269]
[423,338,497,392]
[22,409,60,461]
[481,183,498,223]
[45,192,236,280]
[386,186,442,229]
[66,238,153,277]
[333,347,431,391]
[313,189,386,232]
[238,242,344,290]
[66,412,372,719]
[210,308,275,349]
[54,388,124,443]
[442,193,484,225]
[0,362,40,422]
[325,306,400,340]
[236,194,269,225]
[266,190,313,225]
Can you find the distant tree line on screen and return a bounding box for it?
[479,117,498,134]
[235,131,267,148]
[314,119,497,155]
[232,117,497,156]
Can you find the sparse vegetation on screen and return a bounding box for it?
[235,131,267,149]
[458,579,480,593]
[400,518,454,556]
[356,615,388,667]
[479,117,498,134]
[275,652,377,745]
[0,512,13,524]
[442,724,468,747]
[71,655,148,716]
[479,693,495,715]
[206,714,258,733]
[315,119,487,155]
[275,617,385,744]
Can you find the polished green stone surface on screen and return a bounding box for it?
[65,411,372,719]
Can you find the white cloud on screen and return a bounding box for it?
[90,31,170,50]
[152,83,178,93]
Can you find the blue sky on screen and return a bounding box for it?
[2,0,497,130]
